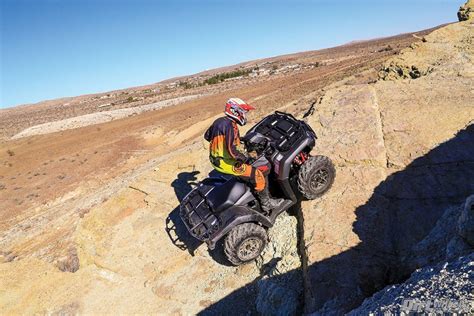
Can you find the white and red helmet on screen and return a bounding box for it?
[224,98,255,126]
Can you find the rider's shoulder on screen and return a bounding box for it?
[213,116,233,127]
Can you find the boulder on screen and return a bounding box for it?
[458,0,474,21]
[458,195,474,246]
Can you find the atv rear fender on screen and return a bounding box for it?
[207,206,273,249]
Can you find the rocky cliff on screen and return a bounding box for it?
[347,195,474,314]
[349,253,473,315]
[301,20,474,314]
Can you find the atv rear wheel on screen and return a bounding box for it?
[297,155,335,199]
[224,223,267,266]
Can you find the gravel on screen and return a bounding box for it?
[348,253,474,315]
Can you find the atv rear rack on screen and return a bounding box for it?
[179,183,220,242]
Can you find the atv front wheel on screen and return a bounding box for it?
[224,223,267,266]
[297,155,335,199]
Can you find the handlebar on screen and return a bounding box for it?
[274,110,298,121]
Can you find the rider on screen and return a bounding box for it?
[204,98,286,212]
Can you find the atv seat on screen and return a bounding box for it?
[206,178,248,213]
[208,169,234,181]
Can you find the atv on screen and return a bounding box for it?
[179,111,335,265]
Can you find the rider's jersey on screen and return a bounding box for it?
[204,116,246,162]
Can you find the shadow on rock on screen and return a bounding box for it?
[166,169,237,260]
[165,171,202,256]
[198,266,302,316]
[172,170,200,200]
[207,238,234,267]
[200,124,474,315]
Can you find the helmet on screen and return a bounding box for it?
[224,98,255,126]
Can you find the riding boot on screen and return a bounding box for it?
[257,186,288,213]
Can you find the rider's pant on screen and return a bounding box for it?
[211,157,266,192]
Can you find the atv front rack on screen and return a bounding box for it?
[179,183,220,242]
[249,111,316,152]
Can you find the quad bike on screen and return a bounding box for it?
[179,111,335,265]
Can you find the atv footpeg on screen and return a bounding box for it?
[268,199,293,214]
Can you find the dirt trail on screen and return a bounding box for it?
[11,94,204,139]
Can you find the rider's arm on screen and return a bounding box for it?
[204,126,212,142]
[225,123,247,162]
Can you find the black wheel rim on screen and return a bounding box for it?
[310,168,329,192]
[237,237,262,261]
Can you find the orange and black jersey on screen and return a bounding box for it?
[204,117,246,161]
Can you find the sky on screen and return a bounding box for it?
[0,0,461,108]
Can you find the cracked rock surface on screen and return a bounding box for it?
[302,21,474,314]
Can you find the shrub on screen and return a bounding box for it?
[178,81,194,89]
[378,45,393,52]
[204,68,252,85]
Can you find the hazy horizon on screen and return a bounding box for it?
[1,0,461,109]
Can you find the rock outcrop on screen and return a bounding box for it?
[301,20,474,314]
[404,195,474,273]
[458,0,474,21]
[459,195,474,246]
[350,194,474,314]
[379,20,474,80]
